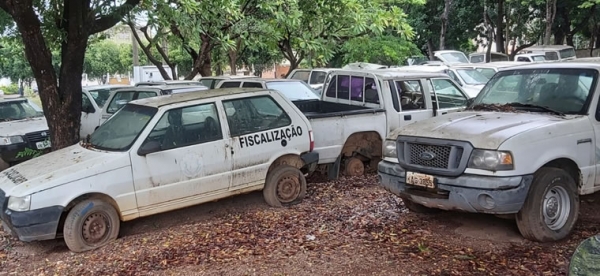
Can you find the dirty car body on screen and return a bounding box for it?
[0,88,317,251]
[379,62,600,242]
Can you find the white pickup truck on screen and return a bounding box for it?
[0,88,318,252]
[295,69,471,179]
[378,62,600,242]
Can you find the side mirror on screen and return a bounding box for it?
[138,140,161,156]
[83,105,95,113]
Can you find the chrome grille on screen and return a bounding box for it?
[408,143,451,168]
[25,131,49,143]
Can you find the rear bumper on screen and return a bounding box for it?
[301,151,319,173]
[377,160,533,214]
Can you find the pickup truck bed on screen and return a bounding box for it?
[293,100,385,119]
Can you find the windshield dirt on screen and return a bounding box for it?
[0,100,44,122]
[89,104,157,151]
[456,69,490,85]
[471,68,597,115]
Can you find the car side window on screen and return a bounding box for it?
[517,57,530,62]
[143,103,222,151]
[325,75,379,104]
[107,91,135,113]
[242,82,263,88]
[222,96,291,137]
[220,81,242,88]
[82,93,94,112]
[395,80,426,111]
[448,71,462,85]
[431,79,467,108]
[137,91,157,99]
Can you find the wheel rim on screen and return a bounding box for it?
[542,185,571,231]
[81,211,112,246]
[276,173,301,203]
[346,158,364,176]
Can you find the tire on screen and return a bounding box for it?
[516,167,579,242]
[401,197,441,214]
[344,157,365,176]
[63,199,120,252]
[0,158,9,172]
[263,165,307,208]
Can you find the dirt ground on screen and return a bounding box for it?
[1,173,599,276]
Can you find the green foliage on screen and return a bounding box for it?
[83,40,132,80]
[341,35,421,66]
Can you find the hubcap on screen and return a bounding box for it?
[276,174,301,203]
[82,212,111,245]
[542,186,571,231]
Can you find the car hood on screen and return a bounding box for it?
[0,117,48,136]
[389,111,572,149]
[0,143,130,196]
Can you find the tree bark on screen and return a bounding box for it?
[426,39,435,60]
[128,22,172,80]
[495,0,505,53]
[439,0,452,50]
[544,0,557,45]
[509,41,537,60]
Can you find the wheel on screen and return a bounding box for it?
[63,199,120,252]
[516,167,579,242]
[0,158,9,171]
[401,197,441,213]
[344,157,365,176]
[263,165,307,207]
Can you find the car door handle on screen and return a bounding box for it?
[404,115,412,121]
[441,112,448,115]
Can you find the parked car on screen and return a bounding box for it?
[197,75,255,89]
[134,80,205,87]
[0,88,318,252]
[0,97,50,171]
[518,45,577,61]
[295,69,470,179]
[514,52,548,62]
[378,62,600,242]
[451,61,529,79]
[286,68,334,93]
[80,84,131,139]
[432,50,470,65]
[468,52,510,63]
[99,85,208,125]
[215,78,320,100]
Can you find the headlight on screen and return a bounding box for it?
[8,195,31,212]
[0,136,24,145]
[383,140,397,158]
[468,149,513,171]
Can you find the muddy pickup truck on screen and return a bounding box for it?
[378,62,600,242]
[297,69,471,179]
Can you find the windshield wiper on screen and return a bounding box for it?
[506,102,565,116]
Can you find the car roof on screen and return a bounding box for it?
[328,69,450,79]
[566,57,600,63]
[135,80,202,86]
[114,84,208,93]
[452,61,529,69]
[524,45,574,50]
[221,78,304,83]
[497,62,600,72]
[0,97,27,103]
[200,75,255,80]
[83,84,131,91]
[131,88,270,107]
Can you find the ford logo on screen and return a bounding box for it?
[419,151,436,161]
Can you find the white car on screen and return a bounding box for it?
[0,97,50,171]
[80,84,131,139]
[0,88,318,252]
[215,78,320,101]
[379,62,600,242]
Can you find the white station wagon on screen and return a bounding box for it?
[0,88,318,252]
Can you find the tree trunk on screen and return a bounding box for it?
[439,0,452,50]
[544,0,557,45]
[128,23,172,80]
[495,0,505,53]
[484,0,493,62]
[228,38,243,75]
[426,39,435,60]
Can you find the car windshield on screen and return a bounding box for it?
[199,79,215,88]
[89,104,157,151]
[532,55,546,61]
[439,52,469,64]
[475,68,498,79]
[87,88,112,108]
[471,68,597,115]
[266,81,320,100]
[0,100,44,122]
[456,69,490,85]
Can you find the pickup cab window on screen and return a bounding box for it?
[242,82,263,88]
[90,104,157,151]
[473,68,596,114]
[431,79,468,108]
[395,80,426,111]
[309,71,327,85]
[142,103,222,151]
[326,75,379,104]
[223,96,291,136]
[220,81,242,88]
[290,71,310,82]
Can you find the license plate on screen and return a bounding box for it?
[36,140,51,150]
[406,171,435,188]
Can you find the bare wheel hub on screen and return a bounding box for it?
[276,174,301,203]
[346,158,364,176]
[82,212,110,245]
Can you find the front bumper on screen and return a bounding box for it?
[0,143,50,164]
[0,190,63,242]
[378,161,533,214]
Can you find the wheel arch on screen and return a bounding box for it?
[340,131,383,160]
[57,193,122,234]
[540,158,581,188]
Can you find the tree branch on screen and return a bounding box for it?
[91,0,141,34]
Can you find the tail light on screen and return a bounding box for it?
[309,130,314,152]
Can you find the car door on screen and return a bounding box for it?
[222,95,299,189]
[388,79,434,124]
[428,78,469,115]
[129,101,233,212]
[80,91,101,138]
